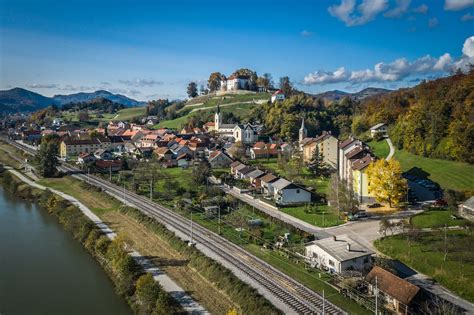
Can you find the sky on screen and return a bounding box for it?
[1,0,473,101]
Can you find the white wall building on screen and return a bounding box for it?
[271,90,285,103]
[370,123,388,138]
[220,75,251,91]
[272,178,311,205]
[305,235,374,274]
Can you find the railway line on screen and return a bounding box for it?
[3,138,347,314]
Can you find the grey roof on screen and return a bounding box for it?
[370,122,386,130]
[463,196,474,210]
[220,123,237,129]
[308,235,374,262]
[239,166,254,175]
[246,169,265,179]
[234,163,247,171]
[272,178,292,190]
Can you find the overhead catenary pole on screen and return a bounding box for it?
[190,210,194,245]
[218,205,221,235]
[322,289,325,315]
[375,276,378,315]
[109,165,112,181]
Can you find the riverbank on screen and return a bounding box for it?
[0,167,184,314]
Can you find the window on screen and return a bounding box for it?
[296,189,300,193]
[329,260,335,267]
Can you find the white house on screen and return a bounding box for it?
[370,123,387,138]
[52,118,63,127]
[305,235,374,274]
[272,178,311,205]
[233,123,258,144]
[271,90,285,103]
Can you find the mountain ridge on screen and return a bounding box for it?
[0,87,145,113]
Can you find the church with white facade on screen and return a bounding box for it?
[214,104,258,144]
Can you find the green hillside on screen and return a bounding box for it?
[100,106,146,121]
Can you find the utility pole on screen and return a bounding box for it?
[109,165,112,181]
[218,205,221,235]
[375,276,378,315]
[149,178,153,201]
[322,289,325,315]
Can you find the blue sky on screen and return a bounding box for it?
[1,0,473,100]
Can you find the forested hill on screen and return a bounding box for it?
[357,70,474,163]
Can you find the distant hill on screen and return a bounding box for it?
[0,88,55,113]
[0,87,145,113]
[53,90,145,107]
[313,87,391,101]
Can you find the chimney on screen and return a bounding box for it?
[333,235,337,241]
[346,243,351,251]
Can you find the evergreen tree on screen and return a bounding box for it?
[187,82,198,98]
[307,147,330,178]
[35,135,60,177]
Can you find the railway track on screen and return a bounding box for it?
[4,138,347,314]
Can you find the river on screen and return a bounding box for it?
[0,186,131,315]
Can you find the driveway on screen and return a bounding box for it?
[385,137,395,161]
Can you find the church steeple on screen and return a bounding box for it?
[215,104,221,130]
[299,118,307,143]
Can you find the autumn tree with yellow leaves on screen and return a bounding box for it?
[367,159,407,207]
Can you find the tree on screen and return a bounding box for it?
[307,147,331,178]
[259,73,274,91]
[208,72,222,92]
[35,135,60,177]
[135,273,162,313]
[279,76,293,96]
[192,161,211,185]
[327,174,359,213]
[199,84,206,95]
[77,111,90,122]
[367,159,407,207]
[228,141,246,161]
[187,82,198,98]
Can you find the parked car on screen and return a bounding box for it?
[368,203,382,208]
[354,211,368,219]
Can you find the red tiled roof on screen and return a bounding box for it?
[366,267,420,305]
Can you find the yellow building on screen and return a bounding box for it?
[351,155,375,204]
[60,136,111,158]
[302,131,339,169]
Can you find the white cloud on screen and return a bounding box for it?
[300,30,313,37]
[304,54,453,85]
[328,0,388,26]
[26,83,59,89]
[428,17,439,28]
[108,88,141,96]
[384,0,411,18]
[118,78,163,87]
[304,36,474,85]
[461,13,474,21]
[412,4,428,14]
[444,0,474,11]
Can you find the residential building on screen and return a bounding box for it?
[366,266,421,314]
[352,155,375,203]
[301,131,339,168]
[77,153,96,164]
[338,137,364,181]
[305,235,374,274]
[370,123,388,138]
[272,178,311,205]
[260,173,279,195]
[271,90,285,103]
[246,169,266,188]
[94,149,113,160]
[250,143,279,159]
[208,150,233,168]
[459,196,474,221]
[60,136,111,158]
[95,160,122,173]
[154,147,173,161]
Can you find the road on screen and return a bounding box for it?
[385,137,395,161]
[3,138,346,315]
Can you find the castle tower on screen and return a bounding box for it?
[215,104,221,131]
[299,118,307,143]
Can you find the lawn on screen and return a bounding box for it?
[155,102,260,130]
[375,230,474,302]
[368,139,390,159]
[394,149,474,192]
[100,106,146,121]
[410,208,468,229]
[181,92,269,112]
[280,204,341,227]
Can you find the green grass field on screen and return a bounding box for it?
[375,230,474,302]
[368,139,390,159]
[280,205,341,227]
[393,149,474,192]
[156,102,260,129]
[410,209,468,229]
[180,92,269,112]
[100,106,146,121]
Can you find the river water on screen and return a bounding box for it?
[0,186,131,315]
